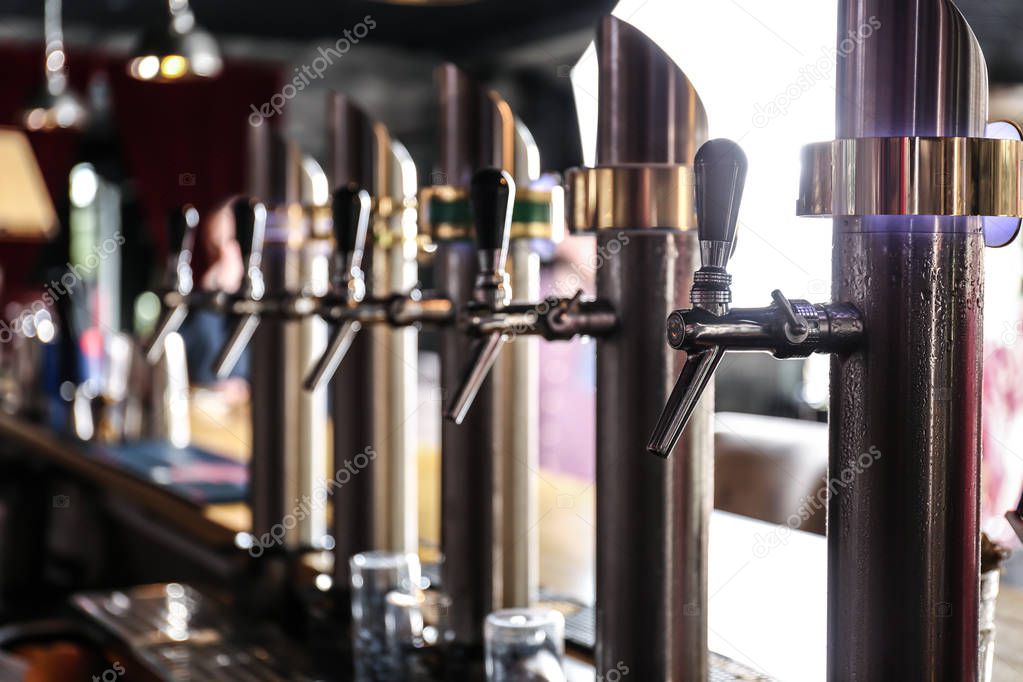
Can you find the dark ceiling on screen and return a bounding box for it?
[0,0,618,59]
[0,1,1020,78]
[2,1,1022,179]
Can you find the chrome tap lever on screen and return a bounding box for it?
[443,168,516,423]
[145,205,199,363]
[648,139,748,457]
[445,332,509,425]
[212,198,267,380]
[304,319,362,392]
[302,185,372,392]
[771,289,809,344]
[647,346,724,458]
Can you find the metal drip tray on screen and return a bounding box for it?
[72,584,309,681]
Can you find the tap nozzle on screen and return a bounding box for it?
[145,205,198,363]
[303,184,372,392]
[648,139,747,457]
[444,168,516,424]
[212,198,267,380]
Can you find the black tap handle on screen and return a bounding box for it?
[169,205,199,256]
[694,139,747,270]
[332,183,371,273]
[470,168,515,259]
[232,197,266,269]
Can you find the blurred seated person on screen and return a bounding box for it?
[178,200,249,399]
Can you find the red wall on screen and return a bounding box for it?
[0,42,282,299]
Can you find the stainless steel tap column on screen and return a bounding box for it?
[828,1,986,677]
[567,17,711,679]
[429,63,562,644]
[328,95,420,591]
[433,64,504,649]
[427,63,564,646]
[242,128,329,550]
[499,121,553,609]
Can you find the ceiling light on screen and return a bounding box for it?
[129,0,223,83]
[21,0,89,132]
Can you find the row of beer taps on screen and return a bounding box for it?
[27,1,1020,678]
[133,15,827,675]
[146,179,621,413]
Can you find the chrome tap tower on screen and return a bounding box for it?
[427,63,560,647]
[824,1,987,676]
[325,95,420,590]
[648,1,1023,677]
[567,17,712,680]
[231,131,331,551]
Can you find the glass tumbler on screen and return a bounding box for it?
[349,551,421,681]
[484,608,567,682]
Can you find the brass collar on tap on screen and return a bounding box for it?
[565,164,697,232]
[263,203,312,247]
[798,136,1023,218]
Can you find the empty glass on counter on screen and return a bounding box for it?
[484,608,566,682]
[383,588,452,680]
[350,551,421,681]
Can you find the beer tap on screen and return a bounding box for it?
[647,139,863,458]
[144,205,198,363]
[302,195,455,393]
[212,198,267,380]
[303,185,371,392]
[445,168,616,424]
[445,168,514,424]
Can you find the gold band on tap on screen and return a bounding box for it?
[797,137,1023,218]
[565,164,697,232]
[264,203,311,246]
[419,184,563,242]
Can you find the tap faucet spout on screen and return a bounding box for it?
[212,198,267,380]
[443,168,516,423]
[302,184,372,392]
